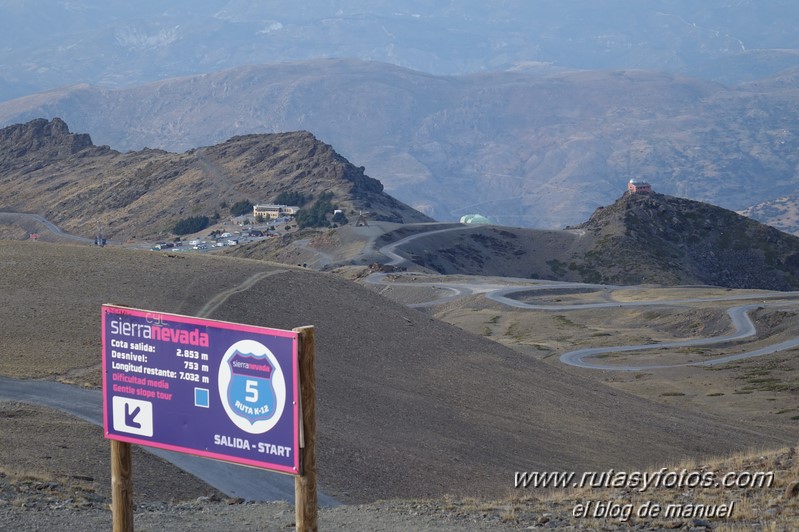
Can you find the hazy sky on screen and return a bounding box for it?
[1,0,797,101]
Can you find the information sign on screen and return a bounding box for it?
[102,305,300,475]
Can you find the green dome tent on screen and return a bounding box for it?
[459,214,492,225]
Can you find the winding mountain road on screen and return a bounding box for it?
[11,209,798,373]
[360,223,799,372]
[558,303,799,371]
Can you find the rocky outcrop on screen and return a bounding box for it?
[574,192,799,290]
[0,118,94,169]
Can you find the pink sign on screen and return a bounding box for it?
[102,305,301,475]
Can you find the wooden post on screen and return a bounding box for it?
[111,439,134,532]
[294,326,318,532]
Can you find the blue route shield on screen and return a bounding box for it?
[225,351,277,424]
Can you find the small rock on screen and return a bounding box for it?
[785,480,799,499]
[764,507,781,518]
[692,518,713,529]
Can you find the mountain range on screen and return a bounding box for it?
[2,60,799,231]
[4,117,799,291]
[2,0,799,103]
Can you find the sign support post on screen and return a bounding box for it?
[111,440,133,532]
[294,326,318,532]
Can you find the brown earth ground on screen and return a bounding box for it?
[2,402,797,530]
[3,233,799,529]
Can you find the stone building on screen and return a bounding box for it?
[627,179,652,194]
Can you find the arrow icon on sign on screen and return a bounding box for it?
[125,403,142,429]
[112,397,153,437]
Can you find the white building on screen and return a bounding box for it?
[253,204,300,219]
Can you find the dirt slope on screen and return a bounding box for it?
[0,241,788,504]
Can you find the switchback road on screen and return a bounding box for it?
[360,223,799,371]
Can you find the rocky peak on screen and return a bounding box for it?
[0,118,95,169]
[574,191,799,289]
[0,118,432,238]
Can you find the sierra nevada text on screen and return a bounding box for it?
[110,318,209,347]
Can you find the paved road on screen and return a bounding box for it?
[0,212,95,244]
[14,209,795,372]
[377,223,474,268]
[6,217,799,488]
[374,271,799,370]
[0,376,337,505]
[357,225,799,371]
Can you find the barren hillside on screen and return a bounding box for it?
[358,193,799,290]
[0,118,431,240]
[0,240,787,505]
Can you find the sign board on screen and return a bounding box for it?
[101,305,300,475]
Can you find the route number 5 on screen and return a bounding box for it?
[245,380,258,403]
